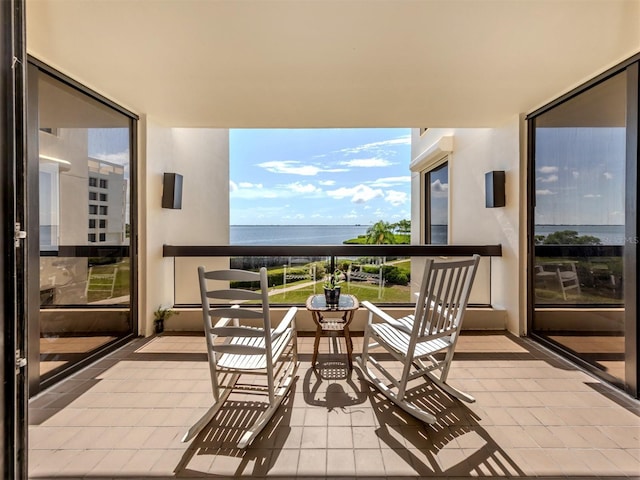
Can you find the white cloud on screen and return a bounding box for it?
[232,180,324,200]
[285,182,321,194]
[327,184,383,203]
[231,188,278,199]
[337,135,411,155]
[258,160,321,176]
[319,180,336,186]
[370,176,411,187]
[257,160,346,176]
[90,150,129,166]
[230,181,278,199]
[385,190,408,206]
[353,186,384,203]
[536,189,555,196]
[539,174,558,183]
[326,187,356,200]
[603,172,613,180]
[571,171,579,179]
[584,194,602,198]
[538,166,558,174]
[239,182,263,188]
[340,158,393,168]
[430,179,449,196]
[229,180,322,202]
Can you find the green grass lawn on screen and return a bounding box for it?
[534,286,622,305]
[86,260,131,302]
[268,280,412,304]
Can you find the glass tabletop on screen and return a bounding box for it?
[307,294,358,311]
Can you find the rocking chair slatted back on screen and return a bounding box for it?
[198,267,274,366]
[415,257,478,339]
[185,266,299,448]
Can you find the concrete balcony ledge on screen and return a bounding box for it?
[164,306,507,333]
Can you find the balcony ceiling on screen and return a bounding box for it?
[26,0,640,128]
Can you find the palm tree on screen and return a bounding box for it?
[392,219,411,236]
[366,221,396,245]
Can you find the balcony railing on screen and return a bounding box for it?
[163,244,502,307]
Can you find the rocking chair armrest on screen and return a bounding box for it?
[272,306,297,338]
[361,301,412,334]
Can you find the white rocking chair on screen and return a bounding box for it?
[182,266,299,448]
[356,255,480,424]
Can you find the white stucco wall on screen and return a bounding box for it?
[141,123,229,335]
[410,119,523,334]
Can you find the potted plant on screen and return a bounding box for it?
[153,305,178,334]
[323,269,343,306]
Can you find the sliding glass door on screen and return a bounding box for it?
[528,57,638,397]
[27,60,138,393]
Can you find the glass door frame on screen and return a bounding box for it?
[2,0,28,477]
[526,54,639,398]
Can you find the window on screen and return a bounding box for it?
[99,205,108,215]
[99,193,107,201]
[89,205,98,215]
[89,191,97,201]
[89,177,97,187]
[99,178,108,189]
[99,233,106,242]
[88,233,96,242]
[99,219,107,228]
[89,219,96,229]
[424,161,448,244]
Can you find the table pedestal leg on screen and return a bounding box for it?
[343,311,354,370]
[312,312,322,367]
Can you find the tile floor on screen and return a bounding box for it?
[28,332,640,479]
[40,335,118,376]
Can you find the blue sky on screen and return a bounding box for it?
[230,129,411,225]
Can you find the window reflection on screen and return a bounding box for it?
[532,71,626,388]
[425,161,448,244]
[36,70,134,385]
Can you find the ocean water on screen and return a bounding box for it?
[230,224,626,246]
[231,225,370,245]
